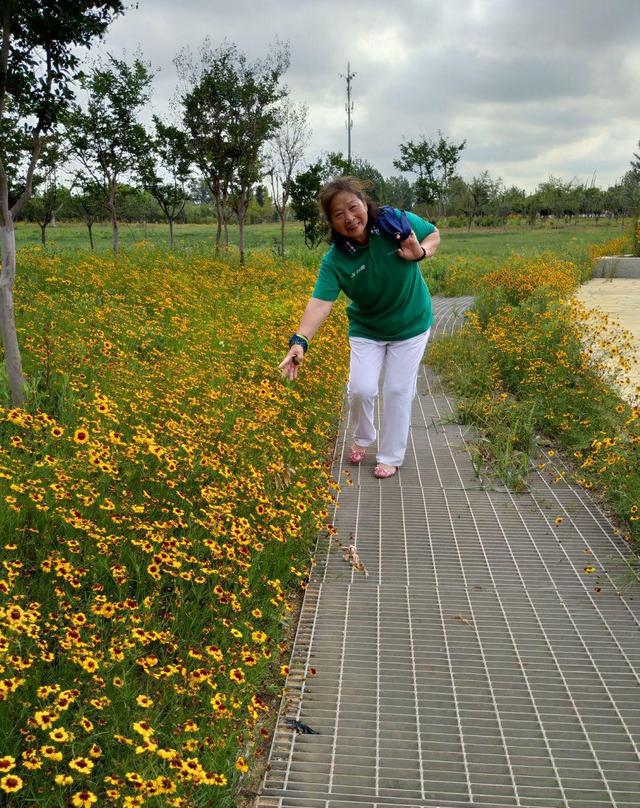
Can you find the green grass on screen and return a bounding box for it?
[15,218,627,263]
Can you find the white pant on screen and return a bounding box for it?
[348,329,431,466]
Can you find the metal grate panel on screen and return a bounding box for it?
[256,297,640,808]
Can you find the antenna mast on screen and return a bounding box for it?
[339,62,356,167]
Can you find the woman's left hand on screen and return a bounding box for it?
[396,230,426,261]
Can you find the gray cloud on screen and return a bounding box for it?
[94,0,640,190]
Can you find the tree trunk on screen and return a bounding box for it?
[0,222,26,406]
[169,217,174,247]
[280,211,286,257]
[111,208,119,254]
[214,197,222,252]
[87,222,94,250]
[40,223,47,245]
[108,183,119,254]
[238,201,246,266]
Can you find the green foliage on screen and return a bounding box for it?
[288,161,327,249]
[177,40,289,258]
[394,130,466,216]
[427,247,640,542]
[63,53,155,251]
[138,117,192,243]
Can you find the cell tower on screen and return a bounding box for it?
[339,62,356,167]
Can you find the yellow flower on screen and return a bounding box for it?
[229,667,245,684]
[136,695,153,708]
[235,756,249,773]
[69,757,94,773]
[71,791,97,807]
[41,745,63,761]
[132,720,154,738]
[73,428,89,445]
[55,774,74,786]
[0,774,23,793]
[0,757,15,773]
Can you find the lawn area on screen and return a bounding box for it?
[14,218,628,263]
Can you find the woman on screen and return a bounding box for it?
[279,176,440,478]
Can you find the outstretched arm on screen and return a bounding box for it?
[279,297,334,380]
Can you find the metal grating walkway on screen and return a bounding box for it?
[256,296,640,808]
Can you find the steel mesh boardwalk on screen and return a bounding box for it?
[256,296,640,808]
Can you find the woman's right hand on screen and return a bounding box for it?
[279,345,305,380]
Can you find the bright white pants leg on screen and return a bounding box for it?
[348,329,431,467]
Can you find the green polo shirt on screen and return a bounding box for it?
[312,210,436,341]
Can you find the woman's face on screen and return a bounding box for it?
[329,191,368,244]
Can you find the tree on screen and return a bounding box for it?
[382,175,414,210]
[619,170,640,222]
[64,54,154,254]
[535,176,579,223]
[22,136,68,245]
[498,185,527,222]
[579,183,604,223]
[394,131,466,217]
[139,117,192,247]
[178,40,289,264]
[0,0,125,405]
[70,183,104,249]
[24,183,71,246]
[462,172,492,231]
[631,140,640,177]
[321,152,386,200]
[289,161,326,249]
[267,99,310,256]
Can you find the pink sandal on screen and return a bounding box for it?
[374,464,398,479]
[349,445,367,464]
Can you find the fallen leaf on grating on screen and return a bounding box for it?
[452,615,475,630]
[334,532,369,577]
[343,544,369,577]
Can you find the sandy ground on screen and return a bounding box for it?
[574,278,640,404]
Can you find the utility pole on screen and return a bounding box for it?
[339,62,356,168]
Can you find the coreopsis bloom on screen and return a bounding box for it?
[69,757,94,773]
[0,774,23,793]
[73,428,89,444]
[229,667,245,684]
[71,791,97,807]
[0,758,15,773]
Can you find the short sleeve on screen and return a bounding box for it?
[405,210,436,242]
[312,254,342,301]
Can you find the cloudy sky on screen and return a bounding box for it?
[98,0,640,191]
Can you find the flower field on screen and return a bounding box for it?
[428,237,640,543]
[0,246,349,806]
